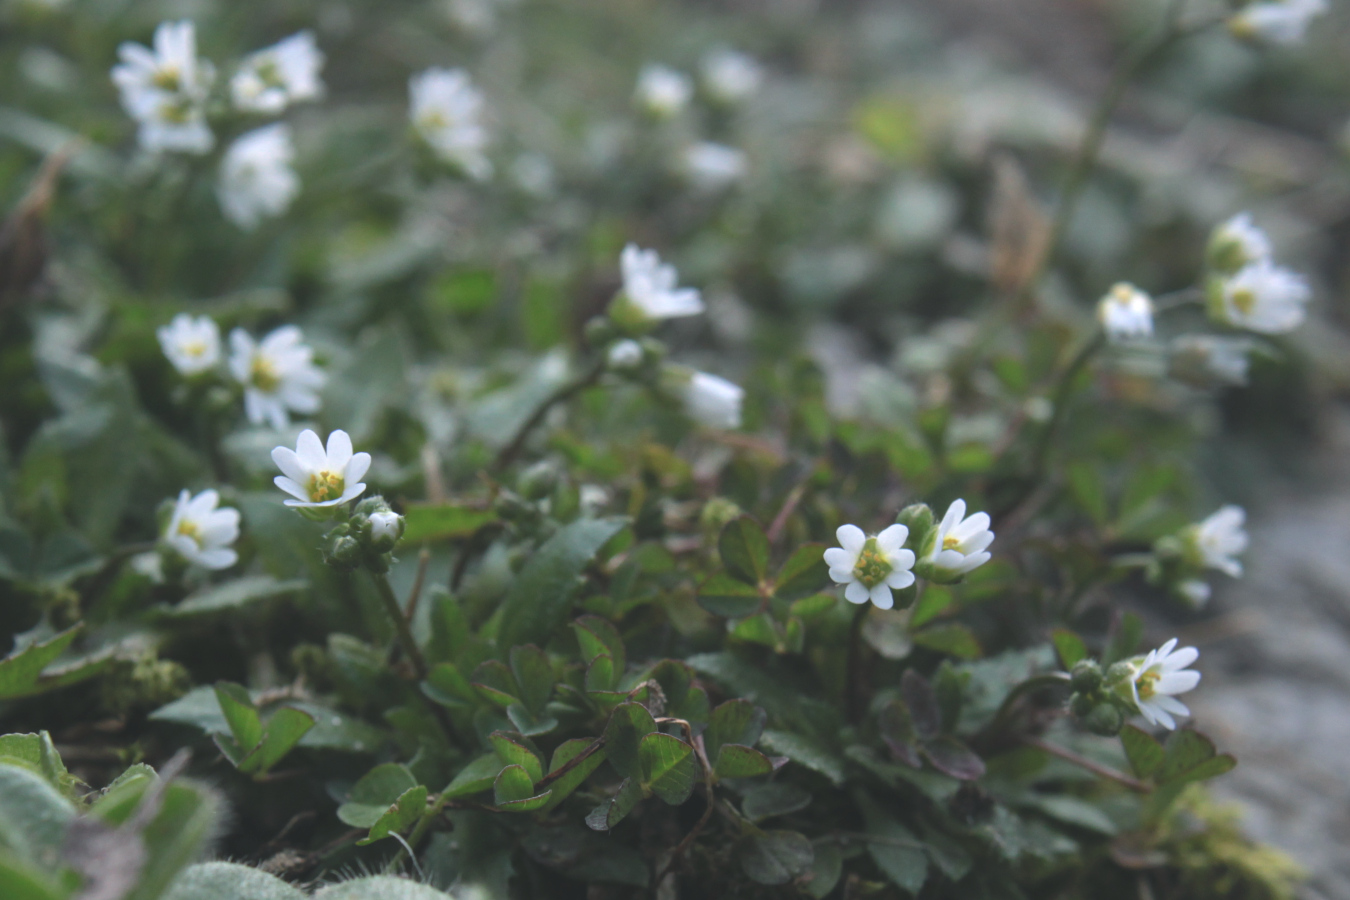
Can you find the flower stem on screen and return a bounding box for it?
[492,356,608,472]
[371,571,429,681]
[845,602,869,724]
[1021,734,1152,793]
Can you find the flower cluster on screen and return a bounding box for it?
[1069,638,1203,733]
[1205,213,1310,334]
[112,21,216,154]
[1150,505,1251,608]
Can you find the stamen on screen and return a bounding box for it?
[943,535,960,551]
[250,355,282,393]
[307,470,345,503]
[851,538,893,588]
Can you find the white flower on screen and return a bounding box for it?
[681,371,744,430]
[1127,639,1200,731]
[272,429,371,509]
[579,484,610,516]
[635,64,692,118]
[1188,505,1248,577]
[229,325,326,430]
[682,142,747,192]
[157,313,221,376]
[1214,260,1310,334]
[1169,335,1255,387]
[218,124,300,230]
[701,49,762,105]
[607,339,643,369]
[111,20,215,154]
[231,31,324,114]
[164,489,240,570]
[1097,283,1154,342]
[1177,579,1212,609]
[1208,212,1271,274]
[620,245,704,321]
[1229,0,1327,46]
[923,499,994,580]
[409,67,492,180]
[824,523,916,610]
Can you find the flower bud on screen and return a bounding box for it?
[895,503,935,555]
[324,534,362,571]
[1070,659,1103,693]
[517,460,559,501]
[607,338,644,371]
[700,497,743,535]
[1069,692,1096,719]
[1082,701,1125,737]
[364,510,404,553]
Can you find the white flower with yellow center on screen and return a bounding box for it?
[231,31,324,114]
[1229,0,1327,46]
[1097,283,1154,342]
[1214,260,1310,334]
[157,313,221,376]
[228,326,326,430]
[1169,335,1255,387]
[923,499,994,580]
[218,125,300,230]
[1207,212,1271,275]
[164,489,240,570]
[272,429,371,510]
[1126,638,1200,730]
[635,64,692,118]
[409,67,492,180]
[682,142,748,192]
[618,245,704,322]
[111,20,215,154]
[701,49,762,105]
[681,371,744,430]
[824,524,915,610]
[1187,505,1248,577]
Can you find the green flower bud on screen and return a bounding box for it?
[700,497,743,535]
[1082,701,1125,737]
[325,534,362,571]
[1070,692,1096,719]
[518,460,559,500]
[1070,659,1103,693]
[362,510,405,554]
[895,503,935,556]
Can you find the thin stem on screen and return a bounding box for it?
[492,356,607,472]
[404,547,432,625]
[980,672,1072,738]
[654,730,716,885]
[386,788,452,873]
[1021,734,1152,793]
[766,481,808,545]
[845,602,869,724]
[370,571,429,680]
[535,736,607,790]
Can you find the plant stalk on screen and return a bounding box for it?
[492,356,608,472]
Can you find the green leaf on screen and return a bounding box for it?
[401,504,497,543]
[1067,462,1109,526]
[742,783,812,822]
[313,875,458,900]
[540,739,607,811]
[921,736,985,781]
[239,707,315,775]
[164,862,306,900]
[0,763,75,866]
[573,616,626,675]
[470,660,520,708]
[774,544,829,600]
[497,517,629,649]
[738,830,814,886]
[638,732,696,805]
[805,841,842,899]
[719,517,770,585]
[713,744,775,779]
[859,804,928,894]
[116,780,223,900]
[910,623,983,659]
[602,702,657,779]
[338,764,419,828]
[509,645,555,715]
[758,731,846,786]
[585,777,642,832]
[909,586,954,629]
[1120,725,1164,778]
[0,627,80,701]
[214,682,262,753]
[423,662,476,709]
[789,593,835,620]
[0,732,76,798]
[358,785,428,845]
[160,576,306,618]
[1051,629,1089,669]
[704,699,767,764]
[489,732,544,785]
[585,654,616,693]
[444,753,504,799]
[0,854,67,900]
[1023,795,1118,836]
[697,573,763,618]
[506,704,559,737]
[1103,612,1143,666]
[1157,729,1229,783]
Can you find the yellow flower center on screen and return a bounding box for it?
[184,340,208,358]
[307,470,345,503]
[418,111,449,132]
[250,355,282,393]
[1230,288,1257,316]
[177,520,201,546]
[152,67,182,91]
[851,538,893,589]
[943,535,961,551]
[1135,669,1161,701]
[158,97,194,124]
[255,58,285,89]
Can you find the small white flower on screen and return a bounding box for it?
[1169,335,1255,387]
[231,31,324,114]
[218,124,300,230]
[579,484,610,516]
[1127,638,1201,731]
[824,523,916,610]
[229,325,326,430]
[1188,505,1248,577]
[635,64,692,118]
[1208,212,1271,274]
[1177,579,1212,608]
[272,429,371,509]
[164,488,240,570]
[1229,0,1327,46]
[409,67,492,180]
[1214,259,1310,334]
[923,499,994,579]
[157,313,221,376]
[701,49,762,105]
[620,244,704,321]
[682,142,747,192]
[607,339,643,369]
[1097,283,1154,342]
[681,371,744,430]
[111,20,215,154]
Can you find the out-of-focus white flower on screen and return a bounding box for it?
[1126,638,1200,731]
[579,484,610,516]
[701,49,762,104]
[409,67,492,180]
[824,523,916,610]
[111,20,215,154]
[164,488,240,570]
[231,31,324,114]
[1207,212,1271,275]
[1187,505,1248,577]
[1169,335,1255,387]
[1177,579,1212,608]
[1097,283,1154,342]
[229,325,325,430]
[681,371,743,430]
[218,124,299,230]
[272,428,371,509]
[635,64,692,118]
[607,339,643,369]
[1213,259,1310,334]
[618,244,703,322]
[921,499,994,580]
[158,313,221,376]
[1229,0,1327,46]
[681,142,747,192]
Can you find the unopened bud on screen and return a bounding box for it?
[517,461,559,500]
[325,534,362,571]
[1070,659,1103,693]
[895,503,934,555]
[364,510,404,553]
[1082,702,1125,737]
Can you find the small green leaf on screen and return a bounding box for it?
[585,776,642,831]
[909,586,954,629]
[739,830,814,886]
[704,699,766,764]
[1067,462,1109,526]
[444,753,504,798]
[910,623,982,659]
[719,517,770,585]
[489,732,544,784]
[1157,729,1225,783]
[164,861,306,900]
[639,732,696,804]
[509,645,554,715]
[357,785,428,845]
[697,573,763,618]
[602,702,657,779]
[758,731,846,786]
[713,744,775,779]
[0,732,76,798]
[0,855,64,900]
[401,504,497,543]
[239,707,315,775]
[505,704,559,737]
[774,544,829,600]
[1051,629,1089,669]
[1119,725,1164,778]
[0,762,75,866]
[493,764,547,810]
[858,799,928,894]
[540,738,607,811]
[741,783,812,822]
[805,841,842,899]
[338,764,420,828]
[470,660,520,708]
[162,576,307,618]
[573,616,625,675]
[214,682,262,752]
[788,593,835,619]
[0,627,81,701]
[422,662,475,709]
[920,736,985,781]
[585,654,616,693]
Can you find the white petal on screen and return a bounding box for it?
[823,548,856,570]
[933,549,966,570]
[940,499,966,533]
[869,584,894,610]
[959,552,991,573]
[296,429,326,469]
[1156,637,1178,658]
[326,429,353,470]
[271,446,308,484]
[338,483,367,504]
[196,548,238,570]
[885,568,915,589]
[950,511,991,541]
[1149,703,1177,731]
[1156,670,1200,695]
[962,531,995,554]
[828,568,856,584]
[1152,695,1191,717]
[888,548,916,571]
[274,476,309,501]
[875,523,908,553]
[844,581,870,604]
[1161,646,1198,671]
[345,452,372,485]
[836,524,865,553]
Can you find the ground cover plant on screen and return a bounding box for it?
[0,0,1342,897]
